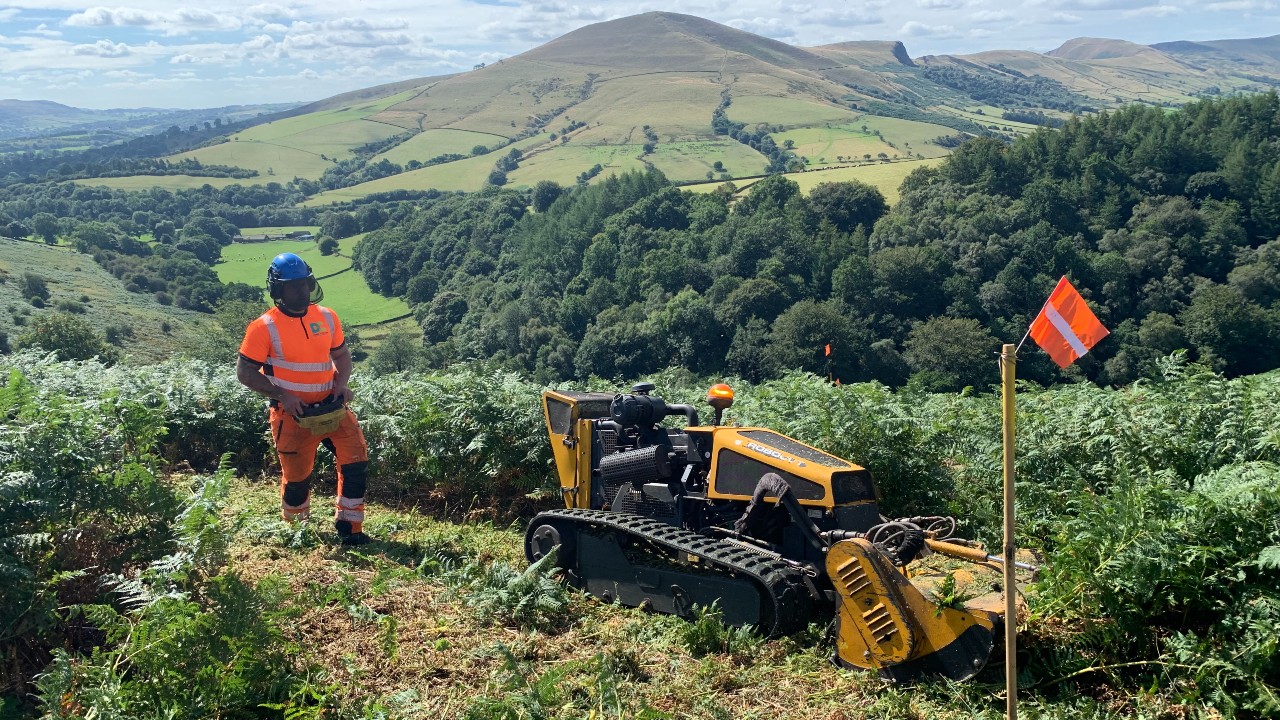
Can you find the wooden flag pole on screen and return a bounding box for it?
[1000,343,1018,720]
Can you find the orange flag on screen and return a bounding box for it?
[1028,276,1109,368]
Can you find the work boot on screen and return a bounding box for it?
[341,532,372,546]
[335,519,372,546]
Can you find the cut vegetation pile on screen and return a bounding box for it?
[3,352,1277,718]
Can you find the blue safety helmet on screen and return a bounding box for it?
[267,252,321,304]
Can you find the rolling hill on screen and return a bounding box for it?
[74,12,1273,202]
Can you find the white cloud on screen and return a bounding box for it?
[0,8,20,21]
[174,9,242,31]
[1204,0,1276,8]
[245,3,299,23]
[22,23,63,38]
[972,10,1012,22]
[727,16,797,38]
[900,20,960,36]
[65,6,242,34]
[1045,12,1083,23]
[1122,4,1182,16]
[324,16,410,31]
[66,7,157,27]
[1048,0,1157,9]
[71,39,131,56]
[917,0,966,8]
[807,7,883,25]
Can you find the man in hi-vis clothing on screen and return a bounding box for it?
[236,252,372,546]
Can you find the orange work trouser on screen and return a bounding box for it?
[269,405,370,534]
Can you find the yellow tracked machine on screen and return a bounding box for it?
[526,382,1030,682]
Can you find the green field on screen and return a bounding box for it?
[216,240,350,285]
[213,233,406,326]
[726,95,859,126]
[168,141,334,181]
[170,91,419,181]
[0,238,219,363]
[73,175,251,191]
[315,269,411,326]
[507,144,648,187]
[682,157,944,204]
[772,124,900,167]
[856,115,959,158]
[303,134,548,205]
[239,226,320,236]
[373,128,506,166]
[935,105,1042,135]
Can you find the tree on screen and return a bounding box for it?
[318,237,339,255]
[32,213,59,243]
[16,312,120,364]
[531,181,562,212]
[902,317,999,392]
[1179,283,1280,376]
[807,181,888,233]
[767,300,872,381]
[734,174,800,218]
[421,292,468,343]
[487,170,508,186]
[18,273,50,303]
[368,332,424,375]
[320,212,360,240]
[355,205,387,233]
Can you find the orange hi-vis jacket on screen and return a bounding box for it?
[239,305,344,404]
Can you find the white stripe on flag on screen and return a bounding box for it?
[1045,303,1089,358]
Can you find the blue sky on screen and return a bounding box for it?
[0,1,1274,109]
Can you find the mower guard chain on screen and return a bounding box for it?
[526,508,818,637]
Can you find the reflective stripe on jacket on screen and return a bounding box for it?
[239,305,344,404]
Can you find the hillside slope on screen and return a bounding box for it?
[159,13,1279,201]
[0,238,220,363]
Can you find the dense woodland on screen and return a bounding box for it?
[351,93,1280,389]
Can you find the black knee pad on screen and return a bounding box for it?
[283,474,312,506]
[339,461,368,498]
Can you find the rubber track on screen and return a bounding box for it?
[528,508,816,636]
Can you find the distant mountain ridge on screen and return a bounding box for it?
[0,99,302,146]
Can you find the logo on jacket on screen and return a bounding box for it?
[310,322,327,335]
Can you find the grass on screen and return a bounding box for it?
[353,315,419,357]
[310,269,410,327]
[216,240,351,286]
[0,238,220,363]
[239,226,321,236]
[507,144,648,188]
[725,95,859,126]
[168,141,335,181]
[171,93,419,181]
[857,114,959,157]
[72,175,252,191]
[302,135,548,206]
[681,157,944,204]
[373,129,506,166]
[213,233,406,326]
[772,124,900,168]
[210,473,1104,719]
